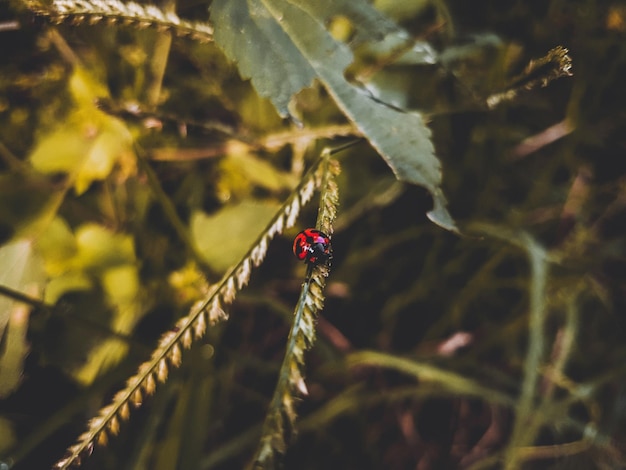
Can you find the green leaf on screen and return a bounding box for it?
[73,337,129,385]
[74,223,136,272]
[211,0,399,118]
[374,0,432,22]
[211,0,457,231]
[211,0,316,118]
[59,225,142,385]
[219,146,297,196]
[29,68,134,195]
[191,201,280,273]
[101,264,142,332]
[44,273,92,305]
[29,128,92,175]
[35,216,78,276]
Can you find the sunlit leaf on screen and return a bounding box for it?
[101,265,140,306]
[73,338,129,385]
[68,67,110,107]
[37,222,144,384]
[69,232,142,384]
[74,123,133,195]
[44,273,93,305]
[101,264,141,332]
[29,68,134,195]
[74,224,136,272]
[29,127,93,175]
[218,144,297,198]
[35,216,77,276]
[191,201,280,272]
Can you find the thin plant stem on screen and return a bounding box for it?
[142,0,174,109]
[504,234,548,469]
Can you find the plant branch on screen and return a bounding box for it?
[25,0,214,43]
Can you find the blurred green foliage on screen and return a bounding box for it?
[1,0,625,469]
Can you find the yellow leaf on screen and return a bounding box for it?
[74,127,128,195]
[73,338,128,385]
[101,265,139,305]
[101,265,143,334]
[218,144,296,198]
[69,67,110,108]
[75,224,136,272]
[29,127,93,175]
[192,201,279,272]
[44,273,92,305]
[35,216,77,276]
[29,68,134,194]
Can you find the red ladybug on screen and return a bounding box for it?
[293,228,332,266]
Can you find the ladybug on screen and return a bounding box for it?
[293,228,332,266]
